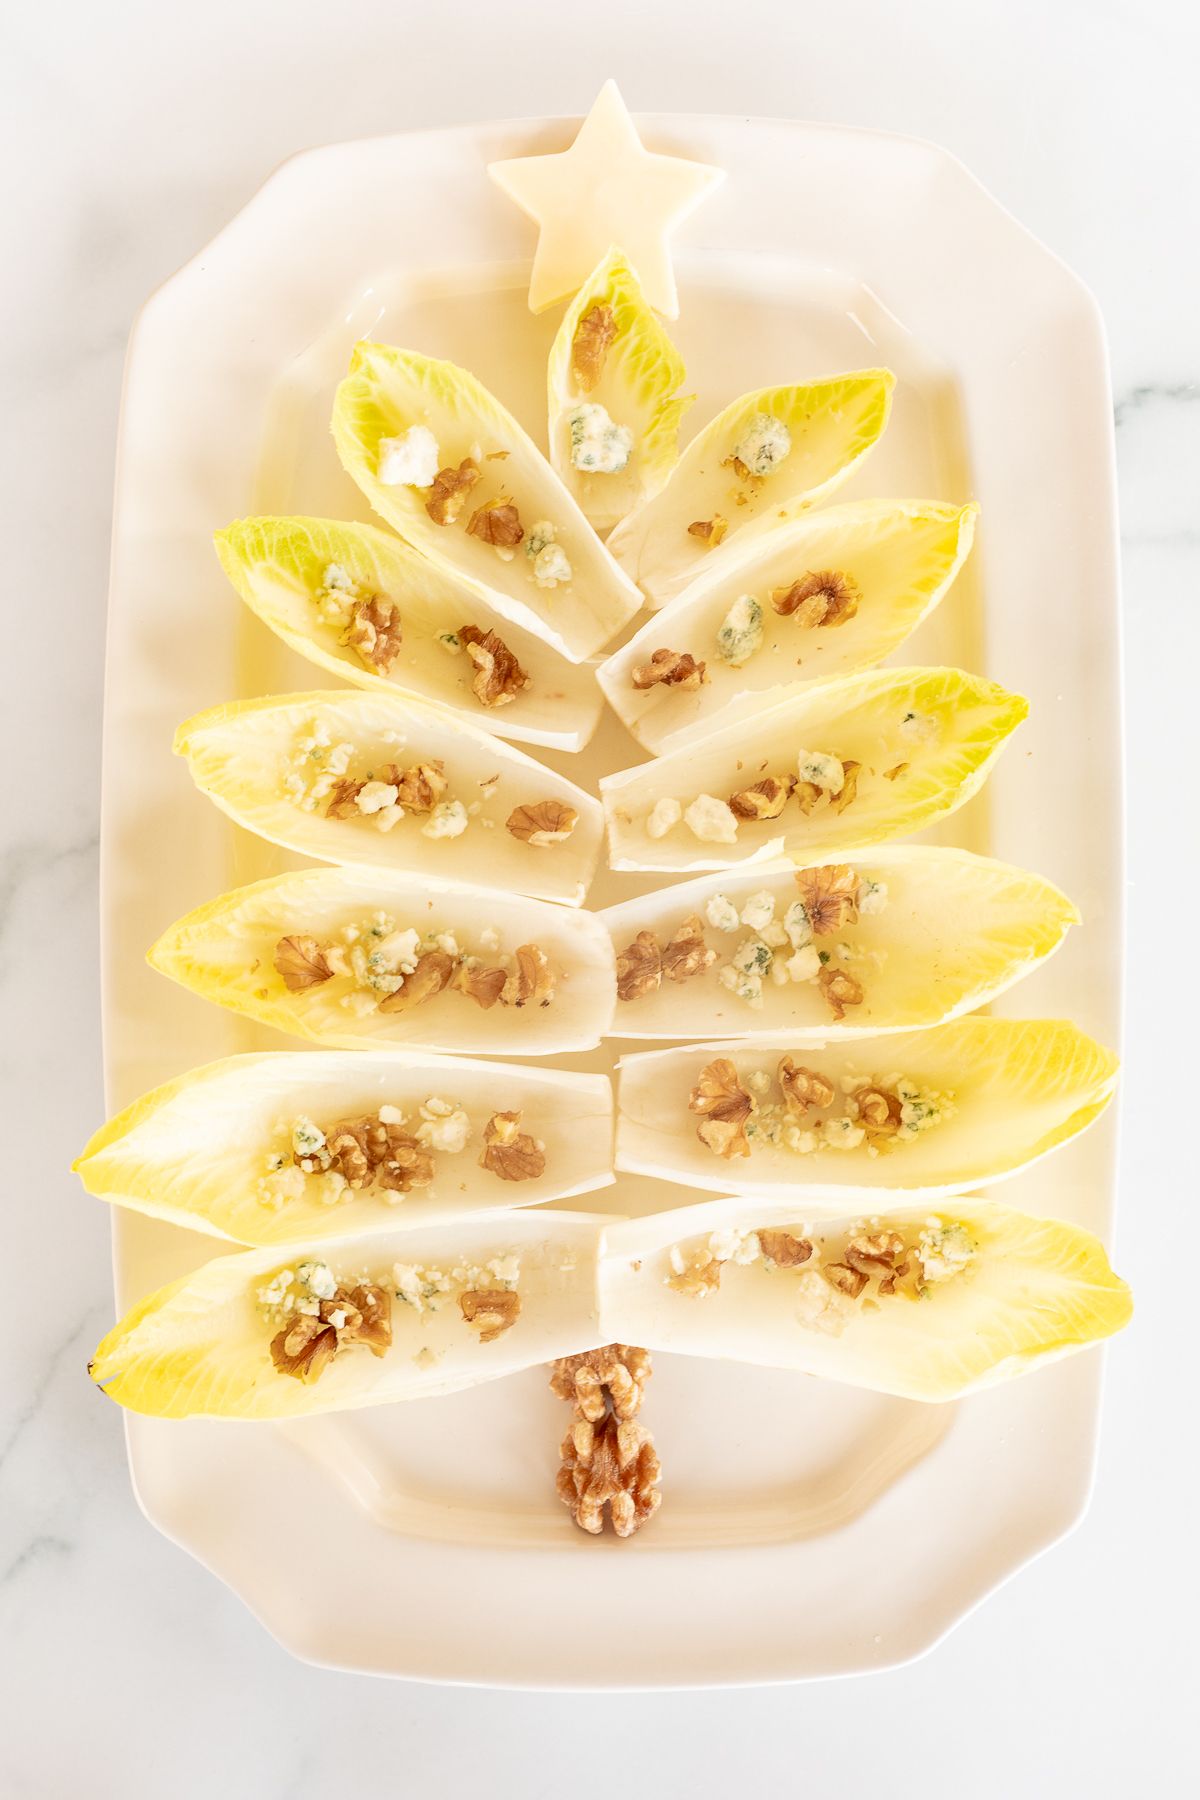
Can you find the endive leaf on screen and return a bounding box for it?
[74,1051,614,1246]
[616,1018,1118,1200]
[175,690,603,907]
[600,666,1028,873]
[599,498,978,751]
[148,866,616,1055]
[89,1211,607,1420]
[606,369,896,608]
[332,341,643,661]
[546,247,692,530]
[214,515,603,752]
[601,1196,1131,1402]
[601,847,1078,1039]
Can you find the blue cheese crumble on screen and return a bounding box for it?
[732,412,792,476]
[716,595,764,666]
[568,403,633,474]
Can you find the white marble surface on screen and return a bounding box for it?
[2,0,1196,1792]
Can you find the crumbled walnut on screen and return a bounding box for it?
[342,595,404,672]
[818,966,865,1020]
[378,949,456,1012]
[324,1116,436,1193]
[556,1412,662,1538]
[388,760,447,813]
[687,515,728,547]
[848,1086,904,1135]
[270,1282,393,1382]
[467,499,524,547]
[771,569,860,628]
[778,1056,835,1112]
[794,865,860,936]
[550,1344,653,1422]
[458,624,531,708]
[274,934,333,992]
[843,1231,906,1274]
[661,914,715,982]
[688,1058,754,1158]
[722,454,763,486]
[824,1263,869,1299]
[828,760,861,814]
[502,943,556,1007]
[667,1255,723,1298]
[616,930,663,1001]
[325,777,366,819]
[505,800,579,846]
[425,459,480,525]
[480,1110,545,1181]
[269,1311,338,1383]
[883,762,909,781]
[344,1282,394,1352]
[729,774,795,819]
[571,304,618,391]
[758,1229,813,1266]
[631,648,707,691]
[452,961,508,1009]
[459,1287,522,1342]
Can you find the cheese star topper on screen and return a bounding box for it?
[488,81,724,318]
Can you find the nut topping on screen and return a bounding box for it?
[771,569,860,628]
[661,914,715,983]
[452,961,508,1009]
[757,1229,813,1267]
[848,1086,904,1135]
[688,1058,754,1158]
[794,865,860,936]
[823,1263,869,1299]
[459,1287,522,1343]
[817,966,865,1020]
[425,459,480,525]
[550,1344,653,1423]
[325,777,367,819]
[270,1281,393,1383]
[323,1116,435,1193]
[502,943,556,1007]
[466,498,524,547]
[377,949,456,1013]
[458,623,531,708]
[505,800,579,846]
[631,648,707,691]
[556,1413,662,1538]
[390,760,447,813]
[480,1110,546,1181]
[728,774,795,820]
[778,1056,835,1112]
[616,930,663,1002]
[343,596,403,672]
[570,304,618,391]
[829,759,861,814]
[274,934,333,992]
[687,515,728,547]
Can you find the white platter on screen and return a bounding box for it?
[101,112,1121,1686]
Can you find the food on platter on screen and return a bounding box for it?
[600,666,1028,872]
[215,515,602,752]
[88,1211,607,1420]
[600,1196,1132,1402]
[550,1343,661,1538]
[606,370,896,608]
[601,848,1078,1037]
[175,690,602,907]
[598,499,978,751]
[546,247,692,531]
[615,1017,1117,1198]
[148,866,616,1055]
[74,1051,614,1245]
[332,342,643,661]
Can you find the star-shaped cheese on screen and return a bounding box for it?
[489,81,724,317]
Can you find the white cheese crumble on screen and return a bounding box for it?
[533,542,572,587]
[646,797,683,839]
[705,893,741,933]
[421,800,469,839]
[716,595,763,666]
[297,1260,337,1302]
[291,1116,327,1160]
[416,1096,471,1154]
[377,424,439,488]
[797,750,845,793]
[739,890,776,932]
[782,900,813,948]
[733,412,792,476]
[857,878,888,915]
[917,1223,975,1282]
[567,402,633,474]
[793,1268,851,1336]
[356,780,400,815]
[478,925,501,953]
[684,794,740,844]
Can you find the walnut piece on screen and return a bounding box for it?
[794,864,860,936]
[343,595,403,672]
[631,648,707,691]
[324,1115,435,1192]
[389,760,447,813]
[458,623,531,708]
[452,961,508,1010]
[778,1056,835,1112]
[771,569,860,628]
[270,1282,393,1383]
[377,949,456,1013]
[459,1287,521,1343]
[505,800,579,846]
[848,1085,903,1136]
[571,304,618,391]
[502,942,556,1007]
[667,1255,723,1299]
[823,1262,869,1299]
[274,934,333,992]
[687,515,728,547]
[757,1229,813,1267]
[467,499,524,547]
[818,965,865,1020]
[425,459,480,525]
[480,1110,545,1181]
[688,1058,754,1158]
[550,1344,653,1423]
[729,773,795,820]
[842,1230,916,1295]
[325,777,366,819]
[883,761,909,782]
[661,914,715,983]
[616,930,663,1002]
[556,1413,662,1538]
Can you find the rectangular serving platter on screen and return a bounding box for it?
[100,113,1121,1685]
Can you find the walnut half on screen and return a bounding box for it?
[550,1344,653,1423]
[688,1058,755,1158]
[458,624,530,708]
[505,800,578,846]
[571,304,618,391]
[480,1110,545,1182]
[631,648,707,691]
[269,1283,393,1384]
[343,596,403,672]
[425,459,480,525]
[459,1287,521,1343]
[556,1413,662,1538]
[274,934,333,992]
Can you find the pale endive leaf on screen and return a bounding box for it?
[332,341,643,660]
